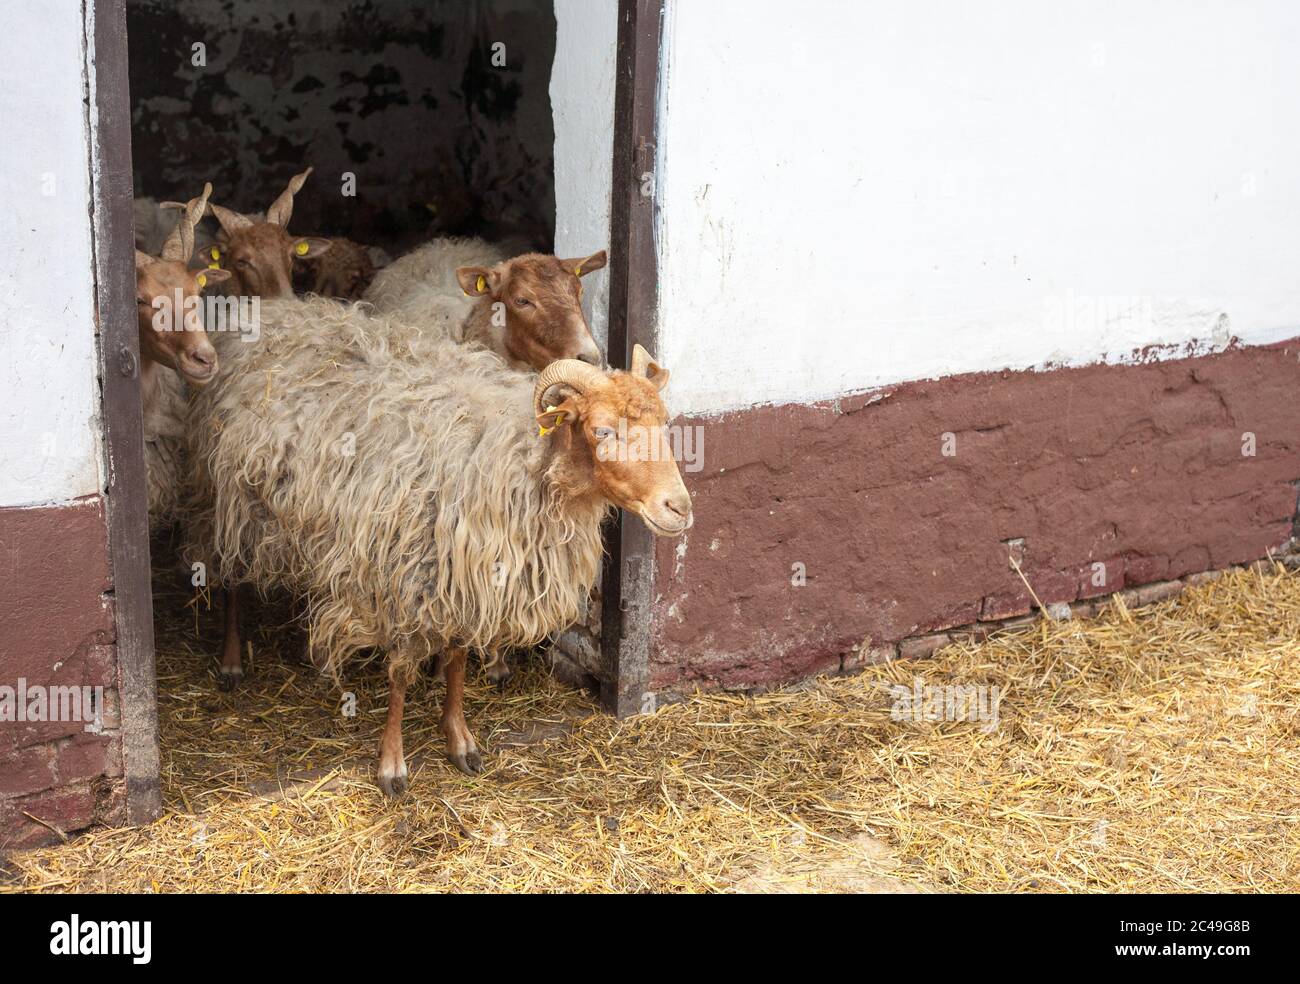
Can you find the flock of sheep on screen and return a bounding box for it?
[131,170,693,795]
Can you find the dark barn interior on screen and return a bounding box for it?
[127,0,558,257]
[125,0,572,751]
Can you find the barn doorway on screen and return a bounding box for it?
[95,1,661,822]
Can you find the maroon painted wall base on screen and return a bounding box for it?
[650,341,1300,694]
[0,497,126,850]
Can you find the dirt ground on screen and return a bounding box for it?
[4,563,1298,893]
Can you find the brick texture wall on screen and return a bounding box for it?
[0,497,125,850]
[650,341,1300,694]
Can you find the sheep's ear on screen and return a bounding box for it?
[561,250,607,277]
[292,237,333,260]
[456,266,498,297]
[195,268,231,291]
[135,249,154,271]
[536,397,579,436]
[630,343,669,391]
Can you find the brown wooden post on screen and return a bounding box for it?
[601,0,666,717]
[87,0,161,824]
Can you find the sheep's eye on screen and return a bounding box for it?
[594,426,617,442]
[514,297,532,308]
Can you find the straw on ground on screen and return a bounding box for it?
[4,564,1298,893]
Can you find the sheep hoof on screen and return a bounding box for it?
[377,770,408,798]
[450,749,483,776]
[217,667,243,692]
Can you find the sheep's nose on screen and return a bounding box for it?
[191,347,215,369]
[576,347,602,366]
[663,491,691,519]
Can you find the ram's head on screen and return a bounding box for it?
[534,344,692,536]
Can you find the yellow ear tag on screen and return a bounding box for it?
[538,405,566,438]
[210,246,221,261]
[295,241,310,256]
[476,275,487,293]
[197,273,207,288]
[574,264,582,277]
[207,262,221,270]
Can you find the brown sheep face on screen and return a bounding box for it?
[211,222,332,300]
[457,250,607,371]
[537,352,693,537]
[135,252,229,387]
[206,168,332,300]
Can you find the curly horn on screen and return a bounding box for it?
[533,359,609,417]
[159,182,213,262]
[265,167,312,228]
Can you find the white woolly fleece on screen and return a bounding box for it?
[184,296,609,681]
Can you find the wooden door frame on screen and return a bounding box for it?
[86,0,664,763]
[601,0,666,717]
[87,0,162,824]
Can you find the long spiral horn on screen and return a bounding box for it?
[159,182,213,262]
[265,167,312,228]
[533,359,609,417]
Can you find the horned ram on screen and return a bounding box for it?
[185,296,691,792]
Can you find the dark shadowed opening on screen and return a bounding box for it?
[126,0,557,256]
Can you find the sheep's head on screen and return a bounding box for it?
[206,168,331,299]
[135,182,230,387]
[457,250,606,371]
[294,237,376,300]
[534,345,693,536]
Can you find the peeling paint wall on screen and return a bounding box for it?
[649,343,1300,693]
[127,0,557,255]
[0,1,103,508]
[654,0,1300,415]
[1,5,127,850]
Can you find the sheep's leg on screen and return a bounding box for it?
[218,587,243,691]
[440,646,482,776]
[485,649,511,690]
[377,666,409,797]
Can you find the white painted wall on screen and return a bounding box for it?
[551,0,618,349]
[655,0,1300,415]
[0,3,102,507]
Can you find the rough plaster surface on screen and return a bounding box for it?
[0,498,125,849]
[654,0,1300,415]
[649,341,1300,692]
[0,2,103,508]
